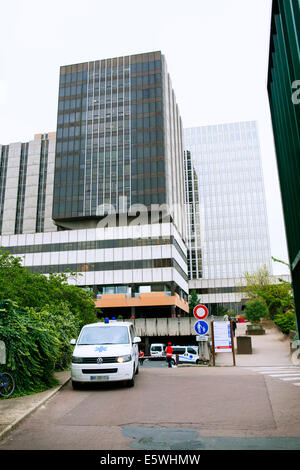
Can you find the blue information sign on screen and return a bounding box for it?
[194,320,209,336]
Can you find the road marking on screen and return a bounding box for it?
[281,377,300,381]
[269,373,300,377]
[249,367,299,371]
[246,367,300,388]
[257,370,300,374]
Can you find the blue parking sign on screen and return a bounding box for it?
[194,320,209,336]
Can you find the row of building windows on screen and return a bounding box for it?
[59,59,161,85]
[26,256,187,281]
[57,87,162,112]
[193,286,246,295]
[56,101,162,128]
[59,73,162,98]
[0,235,186,263]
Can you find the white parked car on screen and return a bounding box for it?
[150,343,166,359]
[70,320,141,389]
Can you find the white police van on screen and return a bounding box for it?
[171,345,200,365]
[70,319,141,389]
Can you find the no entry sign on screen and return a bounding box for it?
[193,304,208,320]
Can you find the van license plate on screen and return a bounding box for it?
[90,376,109,381]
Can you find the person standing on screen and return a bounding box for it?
[139,350,145,365]
[165,342,173,368]
[231,318,237,337]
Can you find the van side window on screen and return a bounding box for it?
[188,348,197,355]
[173,348,185,355]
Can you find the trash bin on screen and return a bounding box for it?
[237,336,252,354]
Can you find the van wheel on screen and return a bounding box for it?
[126,376,135,388]
[196,359,201,365]
[135,365,139,375]
[72,380,82,390]
[170,359,176,366]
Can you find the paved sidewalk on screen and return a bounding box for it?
[0,370,70,441]
[215,322,292,367]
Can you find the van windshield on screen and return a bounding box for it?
[78,326,130,345]
[151,346,162,351]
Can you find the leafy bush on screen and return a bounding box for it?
[274,310,297,335]
[29,302,80,370]
[0,300,60,396]
[244,299,268,323]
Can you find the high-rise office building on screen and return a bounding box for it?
[0,51,189,318]
[184,121,273,314]
[184,121,272,279]
[268,0,300,330]
[53,51,186,239]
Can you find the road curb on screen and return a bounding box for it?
[0,376,70,443]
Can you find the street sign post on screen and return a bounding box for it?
[194,320,209,336]
[193,304,209,320]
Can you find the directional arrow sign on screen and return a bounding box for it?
[193,304,208,320]
[194,320,209,336]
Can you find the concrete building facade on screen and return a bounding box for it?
[0,133,56,236]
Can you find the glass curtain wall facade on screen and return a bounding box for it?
[184,121,272,279]
[267,0,300,329]
[53,51,186,239]
[184,150,202,279]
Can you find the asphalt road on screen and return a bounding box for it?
[1,365,300,451]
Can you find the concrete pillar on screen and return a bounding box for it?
[144,336,150,355]
[22,139,41,234]
[43,137,57,232]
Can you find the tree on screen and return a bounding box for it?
[189,290,200,316]
[242,264,295,319]
[244,299,268,323]
[0,250,97,327]
[212,304,229,317]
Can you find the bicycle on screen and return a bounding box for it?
[0,371,15,398]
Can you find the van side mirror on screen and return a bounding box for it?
[70,339,76,345]
[133,336,141,344]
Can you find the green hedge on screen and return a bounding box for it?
[274,310,297,335]
[0,300,80,396]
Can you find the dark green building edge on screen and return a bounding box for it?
[267,0,300,333]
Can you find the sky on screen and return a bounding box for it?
[0,0,290,274]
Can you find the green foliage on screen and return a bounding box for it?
[274,310,297,335]
[244,299,268,323]
[242,264,295,319]
[29,302,80,370]
[189,290,200,316]
[0,300,60,396]
[212,304,229,317]
[0,250,97,328]
[0,249,99,397]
